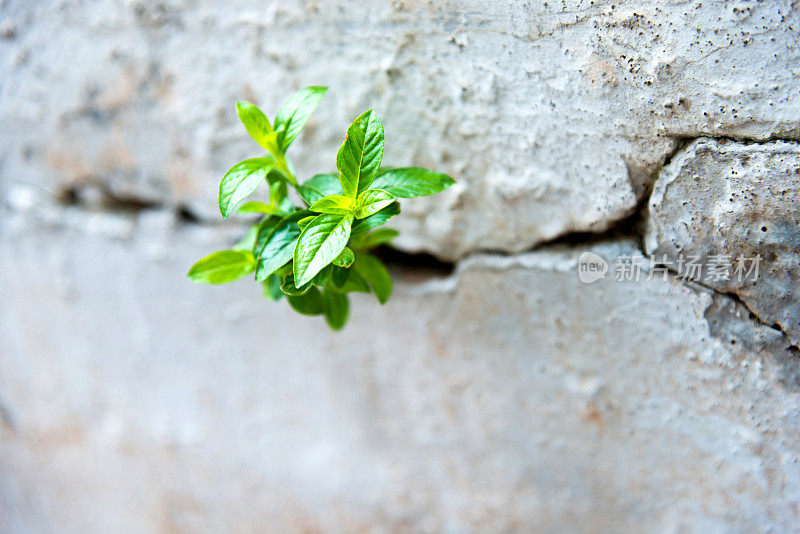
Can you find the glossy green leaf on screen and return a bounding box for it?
[293,213,354,286]
[273,86,328,151]
[273,262,293,278]
[266,167,287,185]
[279,196,295,214]
[262,274,284,301]
[352,252,392,304]
[322,287,349,330]
[269,181,287,206]
[331,267,371,293]
[193,89,461,330]
[349,228,399,250]
[309,194,354,215]
[354,189,395,219]
[311,264,332,286]
[280,274,313,296]
[271,151,296,185]
[236,101,281,156]
[343,271,371,293]
[283,153,297,176]
[331,265,349,287]
[265,162,296,188]
[238,201,279,215]
[254,211,309,281]
[287,286,324,315]
[295,173,343,206]
[218,158,273,218]
[269,181,295,212]
[370,167,456,198]
[187,250,255,285]
[297,216,316,230]
[350,202,400,236]
[332,247,354,268]
[336,110,384,198]
[253,216,280,255]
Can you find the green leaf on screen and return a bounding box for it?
[236,101,281,156]
[344,271,371,293]
[265,163,296,188]
[331,265,349,287]
[322,287,349,330]
[293,213,354,286]
[336,110,384,198]
[330,267,370,293]
[280,274,313,296]
[297,216,316,230]
[354,189,395,219]
[269,181,294,213]
[311,264,332,286]
[332,246,355,268]
[270,181,286,206]
[309,194,354,215]
[274,263,293,277]
[287,286,324,315]
[262,274,284,301]
[254,211,309,281]
[254,216,280,255]
[218,158,274,218]
[238,201,280,215]
[350,202,400,237]
[352,252,392,304]
[187,250,255,285]
[295,173,343,206]
[273,86,328,151]
[266,167,288,185]
[370,167,455,198]
[269,148,295,185]
[349,228,399,250]
[279,196,295,214]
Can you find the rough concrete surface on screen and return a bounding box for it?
[1,0,798,258]
[2,207,800,533]
[646,138,800,346]
[2,0,800,532]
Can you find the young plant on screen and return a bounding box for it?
[187,86,454,330]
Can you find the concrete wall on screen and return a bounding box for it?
[2,1,800,532]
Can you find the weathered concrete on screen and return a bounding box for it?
[2,206,799,533]
[1,0,798,258]
[646,138,800,346]
[3,0,800,531]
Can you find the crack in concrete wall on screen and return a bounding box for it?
[3,1,800,529]
[31,133,799,345]
[644,136,800,346]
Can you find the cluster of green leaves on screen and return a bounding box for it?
[187,87,454,329]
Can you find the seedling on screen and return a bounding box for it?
[187,86,455,329]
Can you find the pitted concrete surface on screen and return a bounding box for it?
[2,1,800,532]
[1,0,798,258]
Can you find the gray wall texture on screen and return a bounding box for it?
[2,0,800,532]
